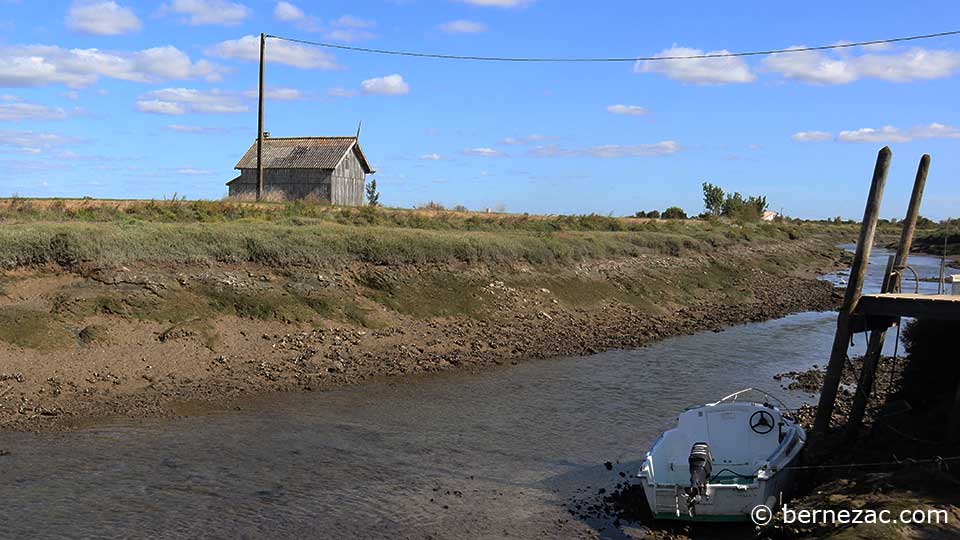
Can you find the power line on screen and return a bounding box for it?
[266,29,960,63]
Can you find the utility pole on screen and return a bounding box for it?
[256,32,266,201]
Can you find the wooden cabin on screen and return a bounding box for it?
[227,136,374,204]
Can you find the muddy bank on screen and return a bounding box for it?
[0,239,844,432]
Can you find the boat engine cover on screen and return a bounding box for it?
[687,442,713,498]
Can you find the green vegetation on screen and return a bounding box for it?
[365,179,380,207]
[701,182,769,221]
[701,182,725,217]
[362,272,487,319]
[661,206,688,220]
[0,306,74,350]
[0,198,839,270]
[912,218,958,259]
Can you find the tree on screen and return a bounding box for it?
[720,191,767,221]
[662,206,687,220]
[702,182,725,216]
[634,210,660,219]
[365,178,380,206]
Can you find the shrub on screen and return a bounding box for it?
[662,207,687,220]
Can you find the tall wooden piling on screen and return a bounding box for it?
[813,147,892,435]
[846,257,894,438]
[846,154,928,438]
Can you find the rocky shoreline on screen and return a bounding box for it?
[0,240,844,432]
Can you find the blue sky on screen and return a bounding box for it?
[0,0,958,219]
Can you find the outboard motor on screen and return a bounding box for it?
[684,442,713,516]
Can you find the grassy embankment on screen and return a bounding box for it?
[912,222,959,263]
[0,197,854,267]
[0,198,850,351]
[0,198,852,429]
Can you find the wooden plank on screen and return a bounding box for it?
[849,314,897,334]
[856,294,960,320]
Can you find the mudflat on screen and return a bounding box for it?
[0,236,843,432]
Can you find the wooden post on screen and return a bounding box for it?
[814,147,892,435]
[845,154,929,438]
[256,32,266,202]
[846,256,894,439]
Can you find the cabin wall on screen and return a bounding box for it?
[228,169,332,201]
[330,150,366,206]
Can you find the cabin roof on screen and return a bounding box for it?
[234,136,373,172]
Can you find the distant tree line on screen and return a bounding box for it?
[701,182,768,221]
[633,182,768,222]
[635,207,688,220]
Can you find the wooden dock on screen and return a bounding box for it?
[857,293,960,320]
[812,149,960,442]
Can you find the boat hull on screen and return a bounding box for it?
[643,465,799,522]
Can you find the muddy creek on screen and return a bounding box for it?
[0,247,949,539]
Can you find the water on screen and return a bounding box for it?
[0,247,949,539]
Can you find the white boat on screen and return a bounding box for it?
[637,388,806,522]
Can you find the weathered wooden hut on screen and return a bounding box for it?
[227,136,374,204]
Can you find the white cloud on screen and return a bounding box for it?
[160,0,249,26]
[360,74,410,96]
[0,130,76,154]
[501,134,551,145]
[136,99,186,115]
[326,29,376,42]
[454,0,533,7]
[273,1,322,31]
[606,104,648,116]
[587,141,679,158]
[860,42,893,53]
[636,46,755,84]
[856,48,960,82]
[243,87,303,100]
[440,19,487,34]
[837,123,960,143]
[0,44,223,88]
[137,88,247,115]
[208,35,338,69]
[528,144,577,158]
[913,122,960,139]
[67,1,142,35]
[328,87,356,98]
[764,48,858,85]
[332,15,375,28]
[765,47,960,85]
[273,1,303,22]
[462,147,502,157]
[837,126,910,143]
[133,46,224,81]
[421,153,442,161]
[325,15,376,42]
[792,131,833,142]
[0,101,69,121]
[529,141,679,158]
[165,124,224,133]
[175,167,214,175]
